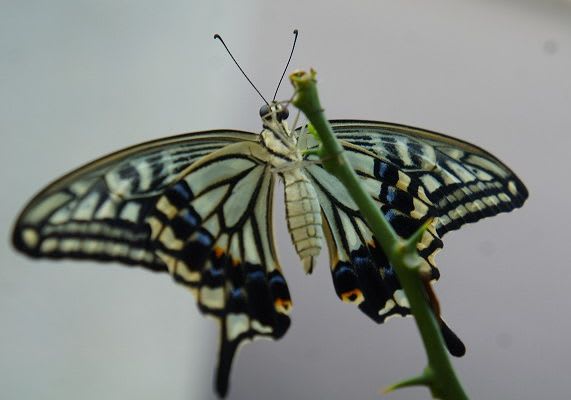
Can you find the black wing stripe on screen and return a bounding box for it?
[327,120,528,236]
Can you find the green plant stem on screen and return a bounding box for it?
[289,69,469,400]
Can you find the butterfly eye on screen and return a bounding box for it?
[259,104,271,118]
[277,107,289,121]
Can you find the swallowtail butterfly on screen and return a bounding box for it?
[12,34,528,398]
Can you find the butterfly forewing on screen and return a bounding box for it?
[328,120,528,236]
[13,130,257,265]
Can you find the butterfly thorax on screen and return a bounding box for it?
[258,102,324,274]
[259,127,300,163]
[258,107,299,163]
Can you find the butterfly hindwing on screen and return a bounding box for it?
[303,143,440,322]
[147,142,292,396]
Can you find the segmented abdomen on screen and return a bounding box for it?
[282,170,323,273]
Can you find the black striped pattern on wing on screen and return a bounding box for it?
[328,120,528,236]
[303,145,443,319]
[12,130,256,270]
[12,132,292,397]
[123,142,292,398]
[305,153,465,355]
[299,119,528,357]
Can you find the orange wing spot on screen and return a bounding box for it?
[367,240,376,249]
[341,288,364,304]
[213,246,225,259]
[274,298,293,315]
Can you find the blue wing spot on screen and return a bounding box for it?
[382,265,395,278]
[381,206,423,237]
[202,262,225,287]
[268,272,285,286]
[180,229,214,270]
[268,271,291,302]
[374,159,399,185]
[227,288,247,313]
[166,181,194,208]
[196,230,214,247]
[384,208,397,222]
[246,270,265,282]
[170,208,201,239]
[386,187,396,204]
[173,181,193,200]
[379,186,415,214]
[182,208,200,226]
[332,263,360,296]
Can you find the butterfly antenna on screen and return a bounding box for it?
[214,33,269,106]
[272,29,299,102]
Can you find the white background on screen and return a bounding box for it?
[1,1,570,399]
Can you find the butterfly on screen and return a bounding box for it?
[12,31,528,399]
[12,107,528,396]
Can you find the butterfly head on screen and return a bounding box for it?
[259,102,299,153]
[259,102,294,138]
[259,102,289,124]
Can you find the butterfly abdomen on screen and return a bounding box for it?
[282,170,323,274]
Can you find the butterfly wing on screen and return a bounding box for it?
[301,120,527,355]
[329,120,528,236]
[13,130,255,265]
[147,142,291,397]
[303,142,440,321]
[13,131,292,397]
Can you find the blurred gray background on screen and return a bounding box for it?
[1,1,570,399]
